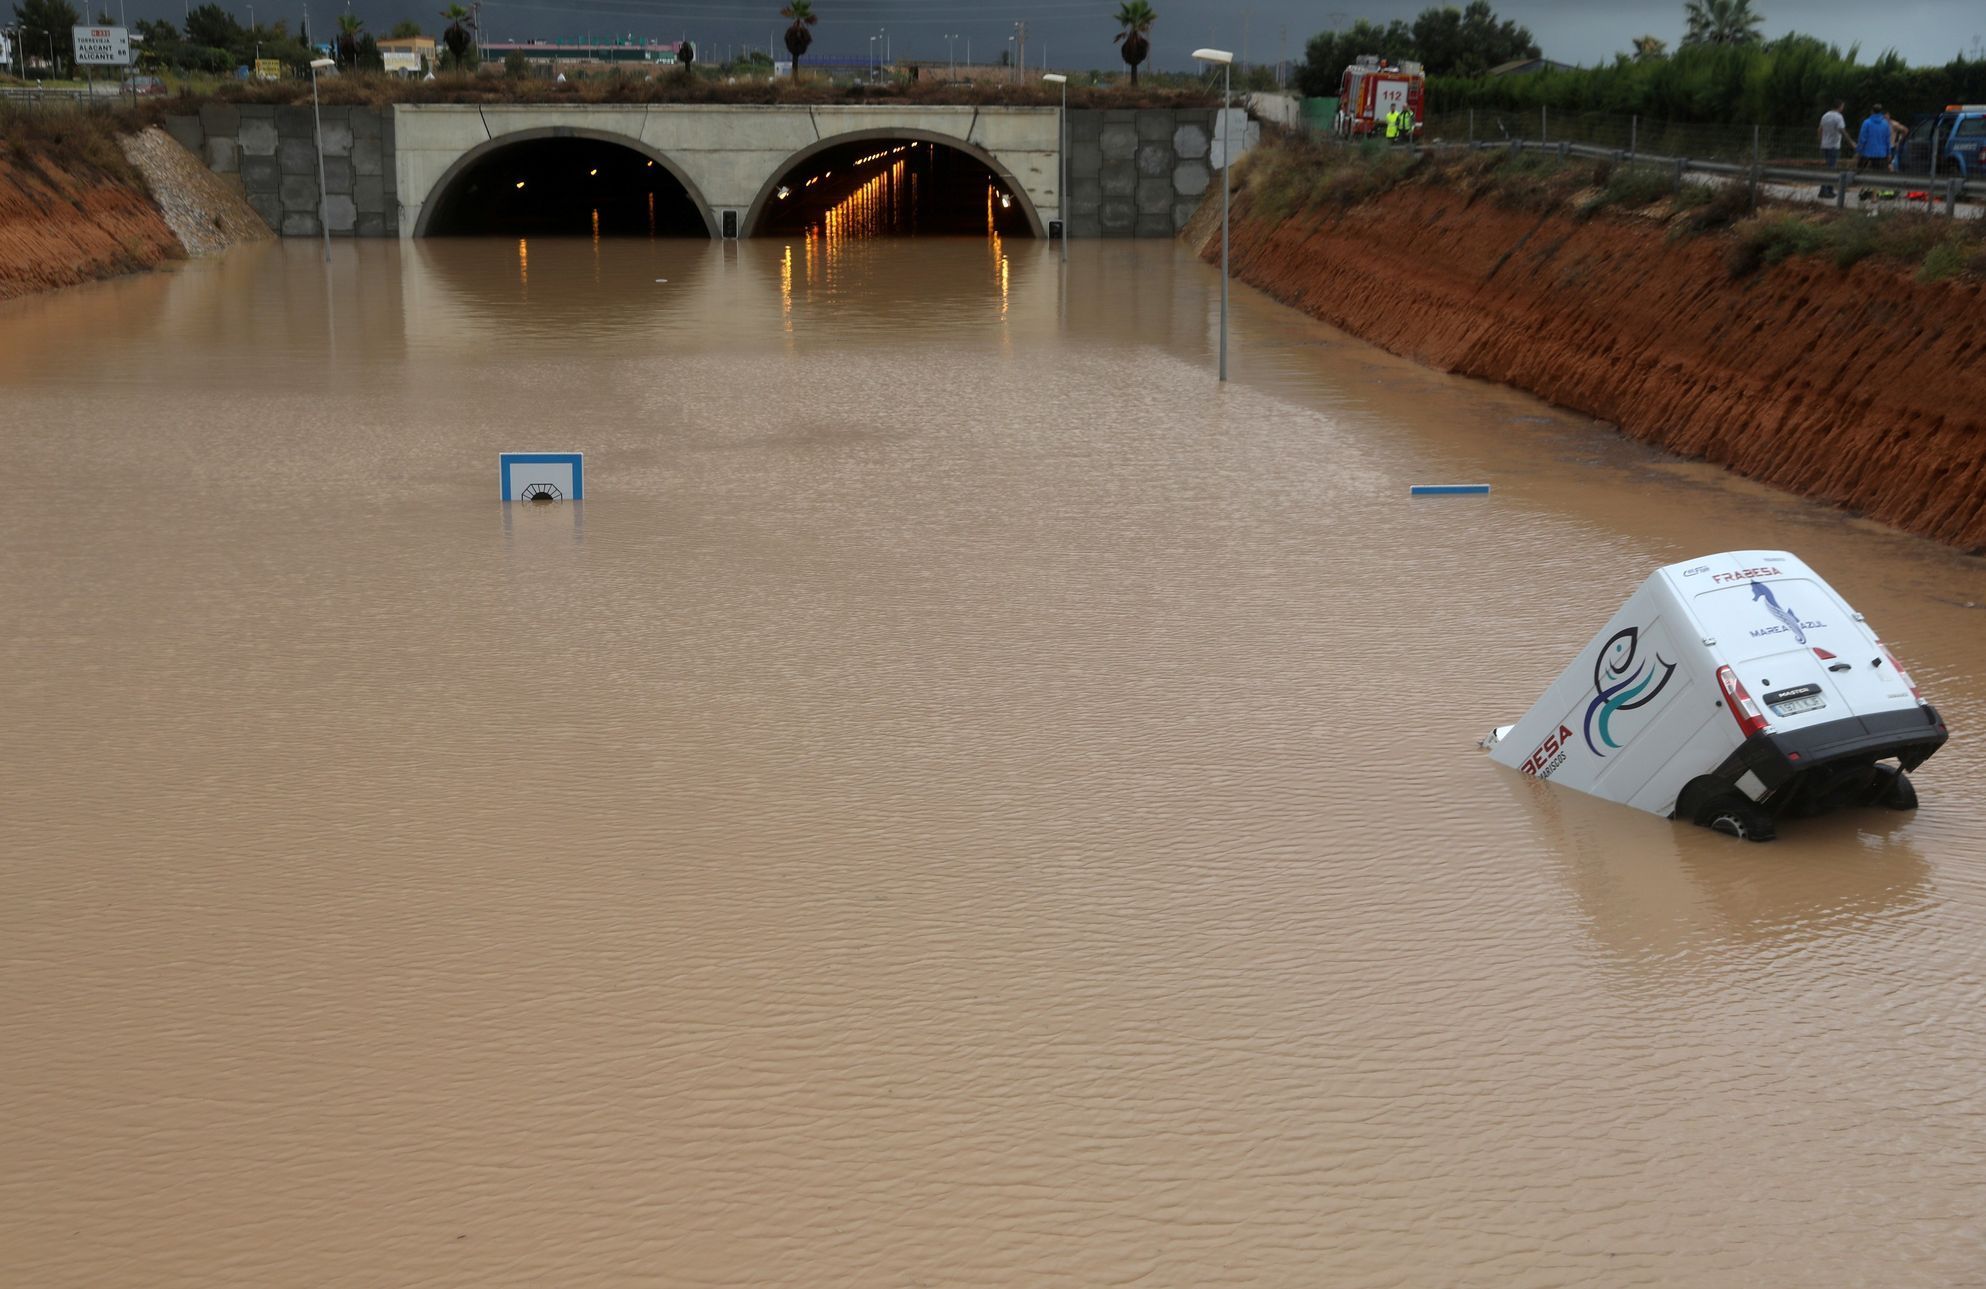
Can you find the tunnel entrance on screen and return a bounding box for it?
[422,137,710,237]
[752,138,1035,239]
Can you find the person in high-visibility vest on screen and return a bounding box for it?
[1398,105,1416,142]
[1383,107,1401,141]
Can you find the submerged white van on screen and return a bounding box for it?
[1482,551,1949,841]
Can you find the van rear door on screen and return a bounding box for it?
[1687,573,1911,735]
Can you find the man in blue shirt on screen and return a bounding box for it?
[1857,105,1891,171]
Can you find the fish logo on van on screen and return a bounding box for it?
[1583,626,1677,756]
[1750,580,1808,644]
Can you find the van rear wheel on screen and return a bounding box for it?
[1702,798,1776,843]
[1872,766,1919,812]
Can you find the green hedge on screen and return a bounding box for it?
[1429,38,1986,130]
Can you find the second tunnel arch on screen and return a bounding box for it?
[741,129,1048,239]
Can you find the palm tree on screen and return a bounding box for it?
[780,0,815,76]
[1113,0,1155,84]
[1682,0,1764,47]
[335,11,364,66]
[1631,33,1668,60]
[439,2,473,65]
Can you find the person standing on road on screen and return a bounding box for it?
[1887,112,1911,172]
[1857,105,1891,171]
[1819,100,1847,196]
[1383,105,1401,143]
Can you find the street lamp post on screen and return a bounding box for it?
[309,56,335,263]
[1043,73,1066,263]
[1194,47,1233,382]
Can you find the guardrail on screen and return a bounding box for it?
[0,85,99,107]
[1424,136,1985,219]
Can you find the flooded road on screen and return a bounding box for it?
[2,234,1984,1288]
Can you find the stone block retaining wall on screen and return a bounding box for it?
[1064,107,1258,239]
[163,104,398,238]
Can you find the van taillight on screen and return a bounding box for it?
[1717,666,1771,738]
[1876,641,1924,700]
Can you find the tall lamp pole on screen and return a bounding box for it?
[1194,47,1234,381]
[309,56,335,263]
[1043,73,1066,263]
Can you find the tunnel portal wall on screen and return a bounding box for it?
[161,103,1257,240]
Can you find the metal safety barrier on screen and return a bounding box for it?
[1407,135,1986,219]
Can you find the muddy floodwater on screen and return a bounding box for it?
[3,235,1985,1288]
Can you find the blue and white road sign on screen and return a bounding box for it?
[499,452,584,501]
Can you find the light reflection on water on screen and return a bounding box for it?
[0,236,1983,1287]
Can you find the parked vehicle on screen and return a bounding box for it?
[1482,551,1948,842]
[1334,55,1424,141]
[123,74,167,96]
[1895,105,1986,177]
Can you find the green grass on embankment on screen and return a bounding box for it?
[1234,135,1986,284]
[0,100,143,184]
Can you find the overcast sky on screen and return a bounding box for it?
[100,0,1986,70]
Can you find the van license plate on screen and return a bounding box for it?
[1769,694,1827,716]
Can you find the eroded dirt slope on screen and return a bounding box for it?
[1200,184,1986,551]
[0,141,182,301]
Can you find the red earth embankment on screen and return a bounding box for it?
[0,126,182,302]
[1198,163,1986,552]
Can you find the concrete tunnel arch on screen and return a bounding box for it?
[412,127,719,238]
[741,128,1047,239]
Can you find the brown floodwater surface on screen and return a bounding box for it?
[2,237,1984,1288]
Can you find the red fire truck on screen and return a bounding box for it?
[1335,56,1426,140]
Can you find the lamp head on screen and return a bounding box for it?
[309,57,335,68]
[1192,47,1234,65]
[1042,72,1065,83]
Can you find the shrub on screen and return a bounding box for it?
[1729,215,1826,275]
[1671,178,1753,237]
[1827,214,1879,268]
[1917,238,1967,282]
[1577,163,1677,220]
